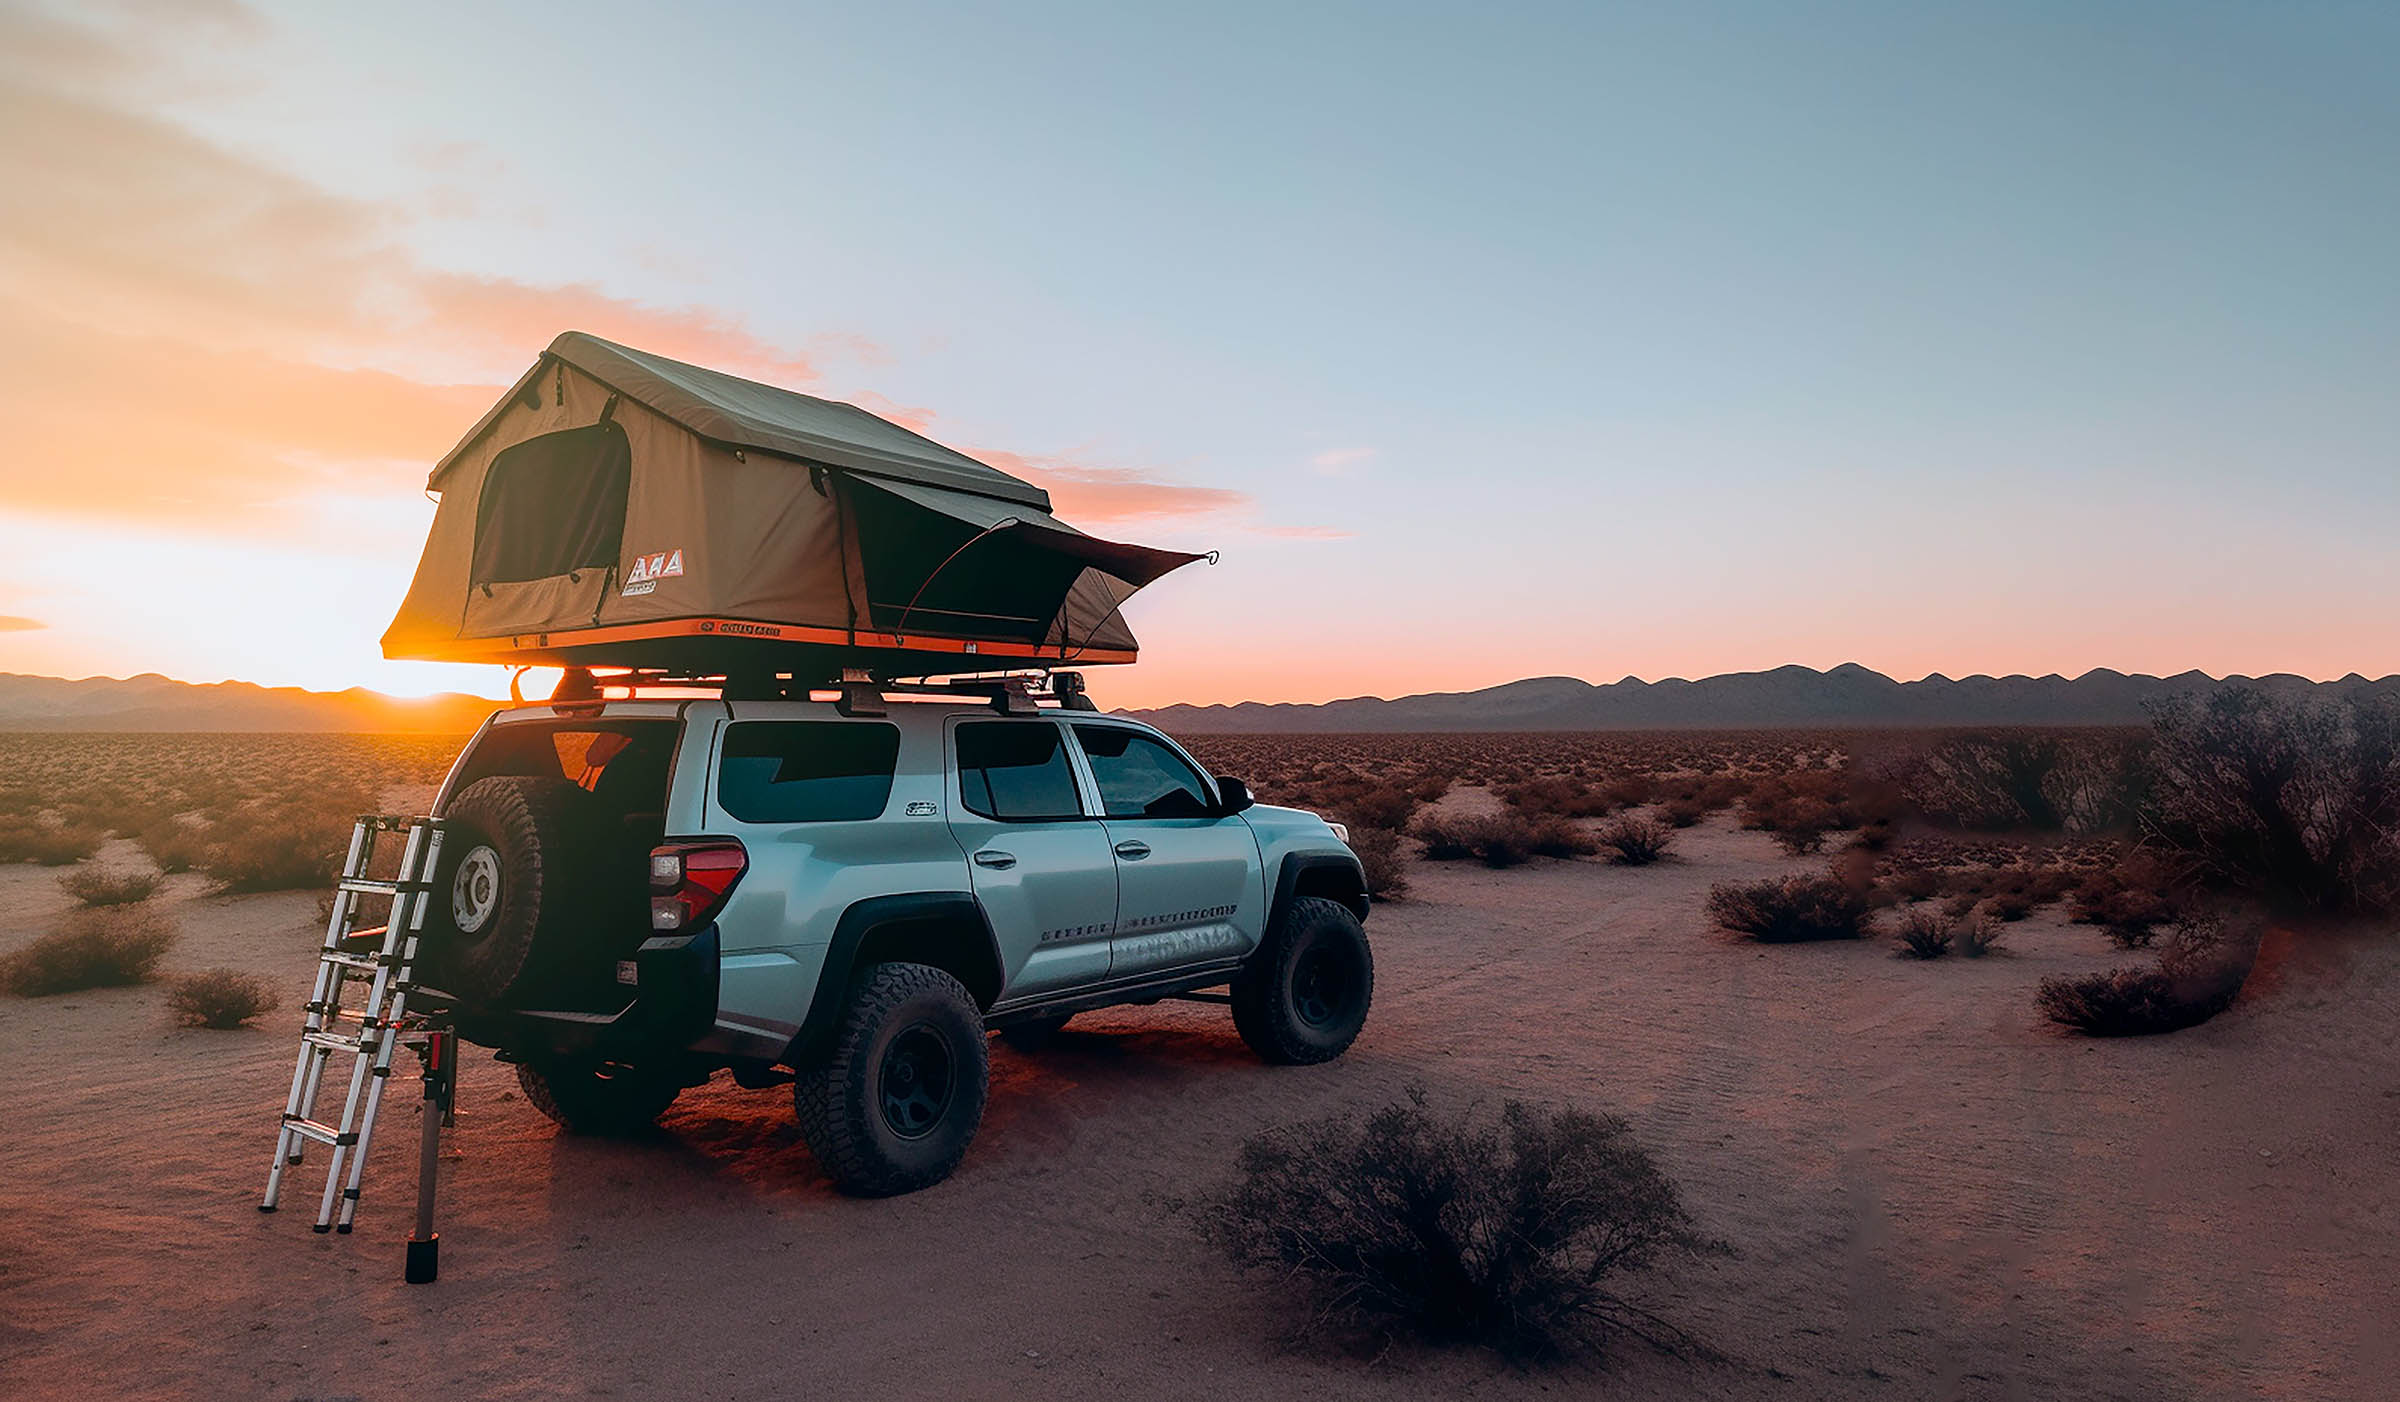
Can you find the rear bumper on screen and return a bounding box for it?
[442,925,722,1060]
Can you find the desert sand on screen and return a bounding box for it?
[2,813,2393,1401]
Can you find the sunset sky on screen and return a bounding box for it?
[2,1,2394,709]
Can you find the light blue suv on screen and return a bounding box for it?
[414,684,1372,1196]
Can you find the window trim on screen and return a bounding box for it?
[1064,719,1222,820]
[712,718,904,825]
[948,717,1095,824]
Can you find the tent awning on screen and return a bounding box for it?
[432,332,1055,512]
[849,477,1208,587]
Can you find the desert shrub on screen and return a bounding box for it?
[1416,811,1596,868]
[1894,908,1954,958]
[1657,797,1709,829]
[1957,912,2005,957]
[59,866,163,907]
[2071,853,2190,946]
[1597,814,1674,866]
[136,818,215,875]
[1498,777,1615,819]
[2038,910,2257,1035]
[1597,773,1657,809]
[1705,869,1872,943]
[167,968,282,1028]
[0,903,180,996]
[0,816,106,866]
[1981,890,2036,923]
[1347,826,1410,899]
[1880,868,1941,902]
[1328,783,1426,832]
[2146,688,2400,912]
[200,793,367,892]
[1200,1087,1717,1359]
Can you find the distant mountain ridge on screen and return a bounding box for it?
[1124,663,2400,732]
[0,672,494,733]
[4,664,2395,734]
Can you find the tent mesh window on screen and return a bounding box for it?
[847,484,1086,642]
[470,422,633,586]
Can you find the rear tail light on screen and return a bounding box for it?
[649,839,747,933]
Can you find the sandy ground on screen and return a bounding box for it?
[2,815,2395,1401]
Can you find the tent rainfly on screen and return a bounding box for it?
[383,333,1210,679]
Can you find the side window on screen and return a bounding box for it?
[1073,726,1215,819]
[717,721,900,823]
[956,721,1084,821]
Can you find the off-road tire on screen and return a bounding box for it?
[422,776,591,1004]
[1231,896,1373,1065]
[516,1060,681,1135]
[794,962,989,1197]
[997,1014,1073,1053]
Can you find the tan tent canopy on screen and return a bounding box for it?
[384,332,1209,679]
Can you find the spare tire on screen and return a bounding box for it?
[421,776,593,1004]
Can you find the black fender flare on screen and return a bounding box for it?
[785,892,1002,1065]
[1271,849,1370,925]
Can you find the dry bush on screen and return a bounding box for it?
[1597,814,1675,866]
[59,866,162,907]
[0,816,106,866]
[1900,730,2150,834]
[1346,826,1410,899]
[1498,777,1616,819]
[2071,853,2191,947]
[2036,912,2257,1036]
[1,903,180,996]
[1880,868,1941,903]
[137,818,215,875]
[1200,1087,1718,1359]
[201,793,370,893]
[1415,811,1597,868]
[2146,688,2400,912]
[1981,890,2036,923]
[1894,908,1954,958]
[1705,869,1873,943]
[168,968,282,1028]
[1957,912,2005,958]
[1657,797,1709,829]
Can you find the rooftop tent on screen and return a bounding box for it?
[382,332,1208,679]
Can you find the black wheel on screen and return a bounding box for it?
[794,962,989,1197]
[422,776,592,1004]
[516,1059,681,1135]
[998,1014,1073,1053]
[1231,896,1373,1065]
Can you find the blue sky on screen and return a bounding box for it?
[2,1,2394,705]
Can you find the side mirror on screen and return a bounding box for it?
[1213,775,1255,815]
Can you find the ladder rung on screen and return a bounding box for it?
[302,1030,381,1055]
[281,1116,358,1147]
[319,951,394,973]
[338,878,431,896]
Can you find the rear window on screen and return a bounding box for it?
[956,721,1084,821]
[451,719,676,806]
[717,721,901,824]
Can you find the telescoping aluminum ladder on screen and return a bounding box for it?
[260,815,459,1283]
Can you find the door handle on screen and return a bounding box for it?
[1113,840,1152,860]
[973,849,1017,869]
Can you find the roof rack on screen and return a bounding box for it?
[519,664,1100,714]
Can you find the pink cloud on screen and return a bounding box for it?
[0,616,44,633]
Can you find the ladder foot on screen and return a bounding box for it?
[311,1224,332,1234]
[405,1234,439,1284]
[258,1204,277,1213]
[335,1222,354,1235]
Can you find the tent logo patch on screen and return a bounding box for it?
[621,548,686,596]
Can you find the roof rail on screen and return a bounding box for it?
[535,665,1096,714]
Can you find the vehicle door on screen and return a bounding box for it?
[1065,722,1265,979]
[946,717,1119,998]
